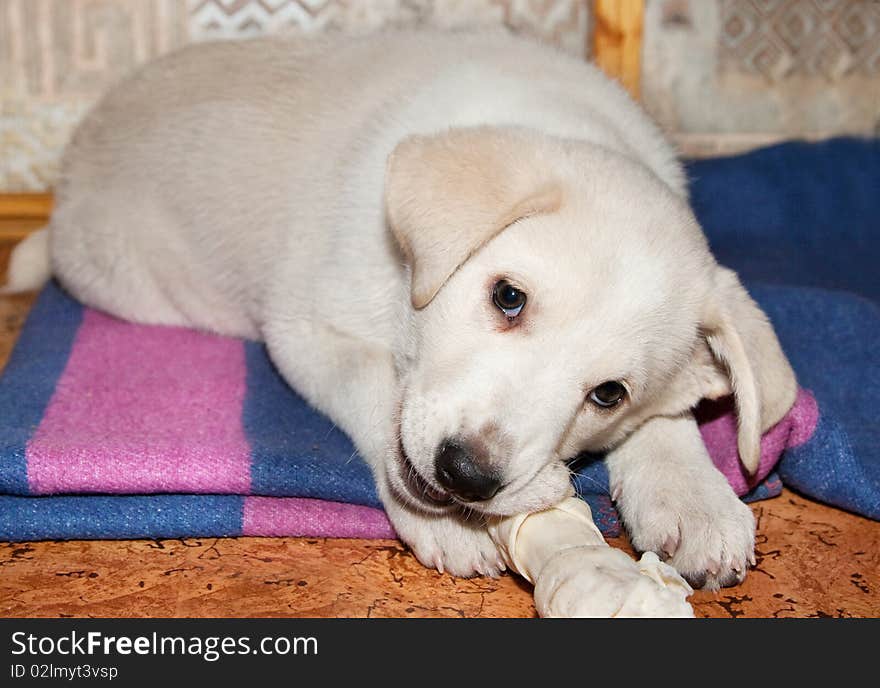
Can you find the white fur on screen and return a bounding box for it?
[8,30,797,588]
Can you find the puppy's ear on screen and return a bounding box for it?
[666,268,797,474]
[385,127,562,308]
[702,268,797,473]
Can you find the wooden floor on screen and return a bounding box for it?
[1,242,878,618]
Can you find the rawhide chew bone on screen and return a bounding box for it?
[488,497,695,618]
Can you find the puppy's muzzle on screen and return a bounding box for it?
[435,440,502,503]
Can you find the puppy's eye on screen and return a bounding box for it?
[589,381,627,408]
[492,280,526,318]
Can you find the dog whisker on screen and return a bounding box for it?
[570,470,611,498]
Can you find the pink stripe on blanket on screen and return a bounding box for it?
[700,388,819,495]
[243,497,395,538]
[27,309,251,494]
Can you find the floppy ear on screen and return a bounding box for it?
[385,127,562,308]
[702,268,798,473]
[662,267,797,474]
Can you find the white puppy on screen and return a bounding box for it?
[8,30,796,589]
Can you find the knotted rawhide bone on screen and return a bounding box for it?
[488,497,694,618]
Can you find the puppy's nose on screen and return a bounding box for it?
[435,441,501,502]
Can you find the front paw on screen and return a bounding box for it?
[616,478,756,591]
[387,503,506,578]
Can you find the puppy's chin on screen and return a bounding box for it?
[474,463,574,517]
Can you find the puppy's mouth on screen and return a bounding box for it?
[398,444,453,507]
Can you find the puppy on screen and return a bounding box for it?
[7,30,796,589]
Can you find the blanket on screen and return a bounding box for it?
[1,137,877,541]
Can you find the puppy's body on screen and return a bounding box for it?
[32,30,797,588]
[53,31,679,340]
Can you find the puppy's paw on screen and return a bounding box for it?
[388,506,506,578]
[617,478,755,591]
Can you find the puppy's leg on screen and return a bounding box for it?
[605,414,756,590]
[263,323,504,577]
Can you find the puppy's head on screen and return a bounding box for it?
[385,127,796,516]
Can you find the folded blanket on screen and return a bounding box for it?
[688,137,880,302]
[0,280,814,541]
[1,137,877,542]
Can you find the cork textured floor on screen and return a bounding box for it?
[1,243,878,618]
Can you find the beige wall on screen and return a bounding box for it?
[641,0,880,156]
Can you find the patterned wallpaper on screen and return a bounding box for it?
[719,0,879,81]
[642,0,880,157]
[1,1,878,190]
[0,0,591,192]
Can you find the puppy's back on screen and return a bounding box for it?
[49,30,682,337]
